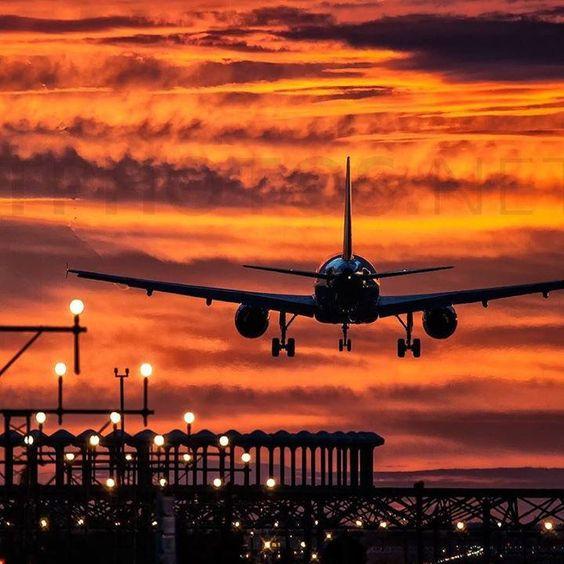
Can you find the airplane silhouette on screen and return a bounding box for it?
[69,158,563,358]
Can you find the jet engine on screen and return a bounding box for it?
[422,306,458,339]
[235,304,269,338]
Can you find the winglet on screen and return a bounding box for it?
[342,156,353,260]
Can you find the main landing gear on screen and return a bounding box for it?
[272,311,297,357]
[396,311,421,358]
[338,323,352,352]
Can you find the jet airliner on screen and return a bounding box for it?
[69,158,563,357]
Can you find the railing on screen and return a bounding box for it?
[0,429,383,489]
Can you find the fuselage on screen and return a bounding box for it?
[314,254,380,324]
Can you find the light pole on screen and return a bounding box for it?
[69,299,85,374]
[114,367,129,432]
[140,363,152,426]
[54,362,67,424]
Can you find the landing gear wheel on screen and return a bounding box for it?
[346,339,352,352]
[412,338,421,358]
[397,338,407,358]
[272,338,281,357]
[286,338,296,357]
[338,339,344,352]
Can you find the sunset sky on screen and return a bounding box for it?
[0,0,562,476]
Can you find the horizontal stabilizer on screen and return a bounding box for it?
[243,265,329,279]
[368,266,454,279]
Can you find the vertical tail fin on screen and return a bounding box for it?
[342,156,353,260]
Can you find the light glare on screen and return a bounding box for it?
[110,411,121,425]
[183,411,195,424]
[69,299,85,315]
[35,412,47,425]
[140,363,153,377]
[54,362,67,376]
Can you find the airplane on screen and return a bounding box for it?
[68,157,563,358]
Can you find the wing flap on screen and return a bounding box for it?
[378,279,564,317]
[68,269,316,317]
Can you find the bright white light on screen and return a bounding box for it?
[456,521,465,531]
[183,411,195,424]
[140,363,153,377]
[233,521,241,528]
[153,434,164,447]
[110,412,121,425]
[355,519,363,528]
[65,452,75,462]
[39,518,49,529]
[54,362,67,376]
[125,453,133,461]
[35,412,47,425]
[106,477,116,489]
[379,521,388,529]
[266,477,276,489]
[89,434,100,447]
[312,553,318,561]
[264,540,272,550]
[213,478,222,488]
[159,478,167,487]
[24,435,34,446]
[325,532,333,540]
[241,452,251,463]
[69,299,85,316]
[219,435,229,447]
[300,541,306,548]
[77,518,84,526]
[183,453,192,463]
[544,521,554,531]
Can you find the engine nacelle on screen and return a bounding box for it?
[235,304,269,339]
[422,306,458,339]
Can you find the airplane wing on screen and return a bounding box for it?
[377,279,564,318]
[68,269,316,317]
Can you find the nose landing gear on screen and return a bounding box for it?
[338,323,352,352]
[272,311,297,357]
[396,312,421,358]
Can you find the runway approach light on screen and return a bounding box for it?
[183,411,195,424]
[241,452,251,463]
[89,434,100,447]
[266,477,276,489]
[140,363,153,377]
[54,362,67,377]
[65,452,75,462]
[379,521,388,529]
[39,518,49,530]
[105,478,115,489]
[219,435,229,447]
[110,412,121,425]
[456,521,466,531]
[153,434,165,447]
[35,412,47,425]
[355,519,363,528]
[183,453,192,463]
[213,478,222,488]
[159,478,167,487]
[24,435,34,446]
[69,299,85,316]
[544,521,554,531]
